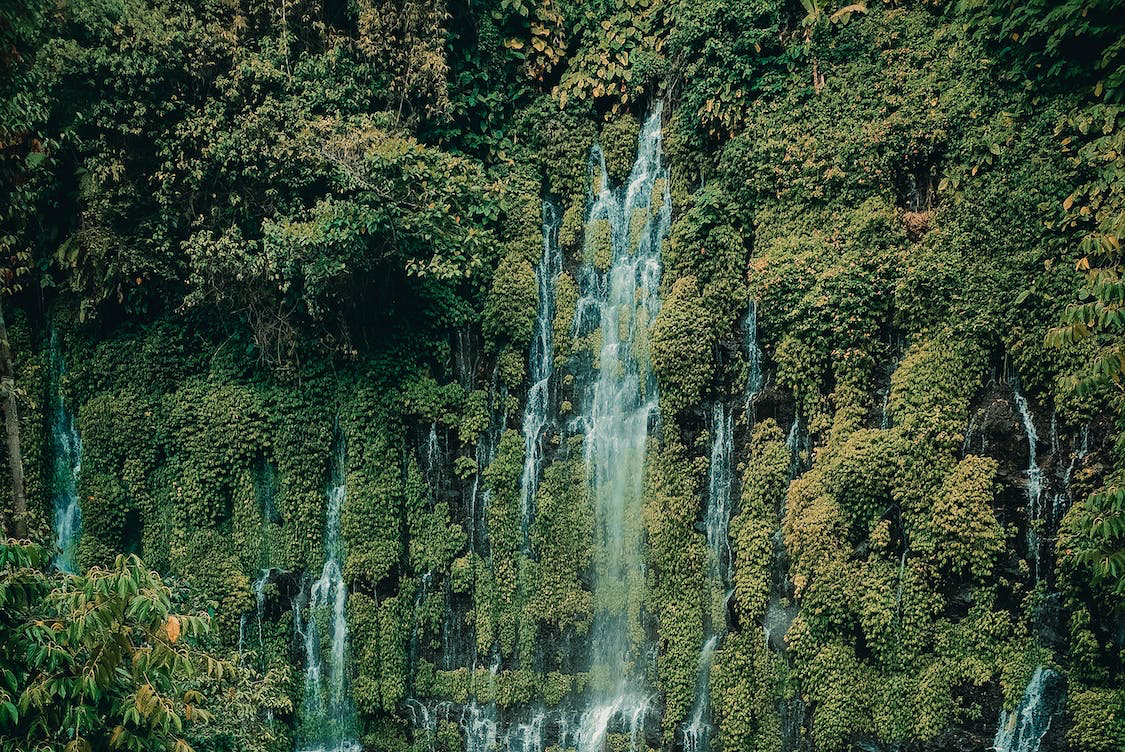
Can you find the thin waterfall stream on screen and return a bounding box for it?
[682,402,734,752]
[49,332,82,573]
[296,431,359,752]
[993,666,1063,752]
[1012,382,1045,581]
[518,202,563,552]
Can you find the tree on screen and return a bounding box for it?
[0,541,226,751]
[976,0,1125,594]
[0,301,26,539]
[0,0,47,540]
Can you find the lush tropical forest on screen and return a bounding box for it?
[0,0,1123,751]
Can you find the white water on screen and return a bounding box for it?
[1053,424,1089,525]
[744,302,764,416]
[704,404,734,590]
[49,333,82,573]
[238,567,273,660]
[1012,384,1045,579]
[518,202,564,552]
[993,666,1062,752]
[682,635,720,752]
[682,403,736,751]
[296,434,359,752]
[569,104,669,752]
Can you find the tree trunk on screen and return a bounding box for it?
[0,298,27,539]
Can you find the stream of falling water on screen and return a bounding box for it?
[993,666,1063,752]
[518,202,563,552]
[1012,382,1045,580]
[239,567,273,661]
[49,332,83,573]
[682,403,735,752]
[570,104,670,752]
[744,302,764,416]
[296,431,359,752]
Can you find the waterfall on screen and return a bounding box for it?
[1053,424,1089,525]
[993,666,1063,752]
[682,635,720,752]
[296,432,359,752]
[518,202,564,551]
[49,332,82,573]
[423,422,443,494]
[239,568,273,661]
[681,403,735,751]
[1012,384,1045,579]
[744,302,764,416]
[463,701,499,752]
[570,104,670,752]
[704,404,735,591]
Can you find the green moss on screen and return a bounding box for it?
[483,253,539,352]
[650,276,713,416]
[925,455,1004,580]
[585,218,613,272]
[1067,688,1125,752]
[600,114,640,185]
[644,436,707,740]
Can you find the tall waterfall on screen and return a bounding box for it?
[570,104,670,752]
[993,666,1063,752]
[296,432,359,752]
[239,568,273,662]
[683,403,735,752]
[518,202,563,551]
[704,404,735,593]
[1012,383,1045,579]
[49,332,82,573]
[744,301,764,416]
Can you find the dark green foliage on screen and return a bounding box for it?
[0,541,225,751]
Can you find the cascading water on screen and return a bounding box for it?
[518,202,564,551]
[704,404,735,592]
[993,666,1063,752]
[1012,383,1045,579]
[295,432,359,752]
[49,333,83,573]
[744,302,764,416]
[682,635,720,752]
[239,568,273,661]
[1053,424,1089,525]
[682,403,735,752]
[570,104,670,752]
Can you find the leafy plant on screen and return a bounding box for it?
[0,541,226,751]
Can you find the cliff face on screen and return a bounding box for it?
[4,2,1124,752]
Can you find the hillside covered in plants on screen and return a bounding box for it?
[1,1,1123,751]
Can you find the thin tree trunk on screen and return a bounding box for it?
[0,298,27,539]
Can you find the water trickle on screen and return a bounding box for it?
[1012,384,1045,579]
[569,104,669,752]
[49,333,83,573]
[681,403,737,751]
[518,202,564,552]
[1053,425,1089,525]
[993,666,1063,752]
[682,635,720,752]
[744,302,764,417]
[705,403,735,592]
[462,701,499,752]
[239,568,274,661]
[785,414,808,478]
[423,422,443,492]
[506,710,546,752]
[296,432,359,752]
